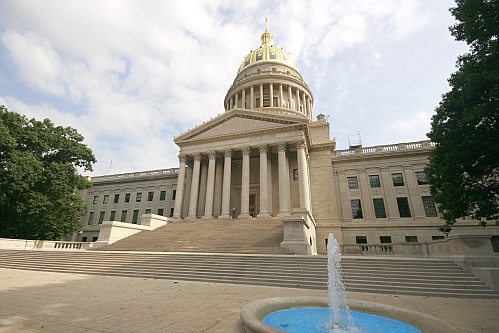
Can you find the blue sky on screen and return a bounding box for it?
[0,0,468,176]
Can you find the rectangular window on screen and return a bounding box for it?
[350,199,363,219]
[120,210,127,222]
[293,169,299,181]
[369,175,381,188]
[92,236,98,242]
[391,173,405,186]
[110,211,116,221]
[145,209,151,215]
[422,196,438,217]
[88,212,95,225]
[136,192,142,202]
[169,208,174,217]
[396,197,412,217]
[171,190,176,201]
[380,236,392,244]
[82,237,88,242]
[432,236,445,240]
[372,198,387,218]
[415,171,428,185]
[132,210,139,224]
[98,211,105,224]
[113,194,120,203]
[355,236,367,244]
[347,176,359,189]
[148,191,154,201]
[405,236,418,243]
[160,190,166,201]
[124,193,130,203]
[92,196,98,205]
[158,208,164,216]
[103,195,109,204]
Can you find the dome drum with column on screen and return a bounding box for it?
[224,21,314,121]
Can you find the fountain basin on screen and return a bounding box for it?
[240,296,458,333]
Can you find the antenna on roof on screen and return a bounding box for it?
[348,131,362,149]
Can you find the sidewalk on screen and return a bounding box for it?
[1,268,498,333]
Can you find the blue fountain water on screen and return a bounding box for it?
[263,307,422,333]
[263,233,422,333]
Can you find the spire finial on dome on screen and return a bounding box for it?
[261,17,273,46]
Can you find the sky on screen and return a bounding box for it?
[0,0,469,176]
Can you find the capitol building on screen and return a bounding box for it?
[77,23,493,255]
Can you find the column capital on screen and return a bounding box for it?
[178,153,187,163]
[192,152,202,161]
[296,139,307,150]
[207,150,217,159]
[241,146,251,156]
[258,144,268,154]
[277,141,287,152]
[223,148,233,158]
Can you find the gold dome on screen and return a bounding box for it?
[237,18,299,74]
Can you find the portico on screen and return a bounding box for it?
[172,138,311,220]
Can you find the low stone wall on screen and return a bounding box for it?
[281,208,317,255]
[0,238,95,250]
[343,235,499,290]
[93,214,168,248]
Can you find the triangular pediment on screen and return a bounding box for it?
[174,110,308,144]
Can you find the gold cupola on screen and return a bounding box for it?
[237,17,299,74]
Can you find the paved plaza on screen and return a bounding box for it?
[0,268,498,333]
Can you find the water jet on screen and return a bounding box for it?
[240,234,457,333]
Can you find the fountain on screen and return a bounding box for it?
[240,233,458,333]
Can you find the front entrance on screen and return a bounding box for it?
[249,194,256,217]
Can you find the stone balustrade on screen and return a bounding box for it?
[88,168,179,182]
[336,140,434,157]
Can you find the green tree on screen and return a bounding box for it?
[0,106,96,240]
[426,0,498,224]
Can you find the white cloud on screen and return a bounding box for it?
[0,0,466,174]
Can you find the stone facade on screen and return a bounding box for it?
[77,26,498,254]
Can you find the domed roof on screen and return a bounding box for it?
[237,18,299,74]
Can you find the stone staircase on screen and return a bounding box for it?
[100,217,293,254]
[0,250,497,298]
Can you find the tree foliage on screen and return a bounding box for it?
[426,0,498,224]
[0,106,96,240]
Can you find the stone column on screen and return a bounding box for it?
[303,93,307,115]
[288,86,293,109]
[229,97,233,110]
[202,151,217,219]
[270,83,274,107]
[187,153,201,219]
[172,154,187,219]
[213,155,223,217]
[259,84,264,108]
[182,159,193,217]
[296,89,301,112]
[296,139,311,211]
[219,149,233,219]
[267,152,273,215]
[250,86,254,109]
[238,146,251,219]
[279,84,283,107]
[235,92,239,109]
[277,141,290,217]
[197,157,208,217]
[242,89,246,109]
[257,144,270,218]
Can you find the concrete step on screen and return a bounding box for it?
[1,250,498,298]
[99,218,293,254]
